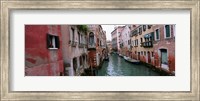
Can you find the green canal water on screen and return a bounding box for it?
[97,53,160,76]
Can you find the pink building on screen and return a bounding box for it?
[120,25,131,56]
[111,26,124,52]
[61,25,88,76]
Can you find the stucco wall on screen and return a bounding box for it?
[25,25,64,76]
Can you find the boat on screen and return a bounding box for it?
[104,55,109,61]
[119,54,123,57]
[123,56,129,60]
[104,56,109,61]
[124,56,140,64]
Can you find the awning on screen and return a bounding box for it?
[144,32,154,40]
[144,33,151,38]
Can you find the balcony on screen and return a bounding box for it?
[78,43,84,48]
[83,48,88,53]
[84,43,87,47]
[143,41,153,48]
[101,45,106,49]
[69,40,77,47]
[88,43,96,49]
[140,42,144,47]
[128,45,132,50]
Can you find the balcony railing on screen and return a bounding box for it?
[69,40,77,47]
[88,43,96,49]
[101,45,106,48]
[78,43,84,48]
[83,48,88,53]
[84,43,87,47]
[143,41,153,48]
[140,42,144,47]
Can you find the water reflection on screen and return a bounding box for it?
[97,54,160,76]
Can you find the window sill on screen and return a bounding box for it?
[165,37,171,40]
[48,48,58,50]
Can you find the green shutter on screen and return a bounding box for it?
[151,32,154,41]
[156,29,159,39]
[55,36,60,48]
[165,25,170,37]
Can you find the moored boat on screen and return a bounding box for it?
[119,54,123,57]
[104,57,109,61]
[124,56,140,64]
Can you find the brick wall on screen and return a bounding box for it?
[153,25,175,73]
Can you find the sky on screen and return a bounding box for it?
[101,25,125,41]
[101,25,115,41]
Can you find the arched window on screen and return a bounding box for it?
[89,32,94,44]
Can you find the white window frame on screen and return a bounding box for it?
[70,27,73,41]
[48,34,59,50]
[173,25,176,37]
[164,25,171,39]
[155,28,160,41]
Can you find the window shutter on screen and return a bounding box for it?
[151,32,154,41]
[55,36,60,48]
[47,34,51,48]
[166,25,170,37]
[156,29,159,39]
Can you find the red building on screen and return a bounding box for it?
[152,25,175,74]
[87,25,107,75]
[25,25,64,76]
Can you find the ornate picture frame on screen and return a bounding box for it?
[1,0,199,100]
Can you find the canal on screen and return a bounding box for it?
[97,53,160,76]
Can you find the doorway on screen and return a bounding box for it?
[73,57,77,74]
[160,49,169,70]
[147,51,151,63]
[138,52,140,60]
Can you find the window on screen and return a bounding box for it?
[139,27,142,34]
[135,39,138,46]
[47,34,60,49]
[144,51,146,56]
[143,25,146,31]
[71,28,75,41]
[165,25,171,38]
[140,38,143,43]
[152,52,154,57]
[173,25,175,37]
[78,32,80,44]
[141,51,143,55]
[89,32,94,44]
[79,56,82,66]
[148,25,152,29]
[155,29,160,40]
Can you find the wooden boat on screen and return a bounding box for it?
[124,56,140,64]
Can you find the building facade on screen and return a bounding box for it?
[61,25,88,76]
[25,25,64,76]
[152,25,175,74]
[111,26,124,52]
[129,24,175,75]
[120,25,131,56]
[87,25,107,75]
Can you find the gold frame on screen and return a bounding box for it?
[1,0,199,100]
